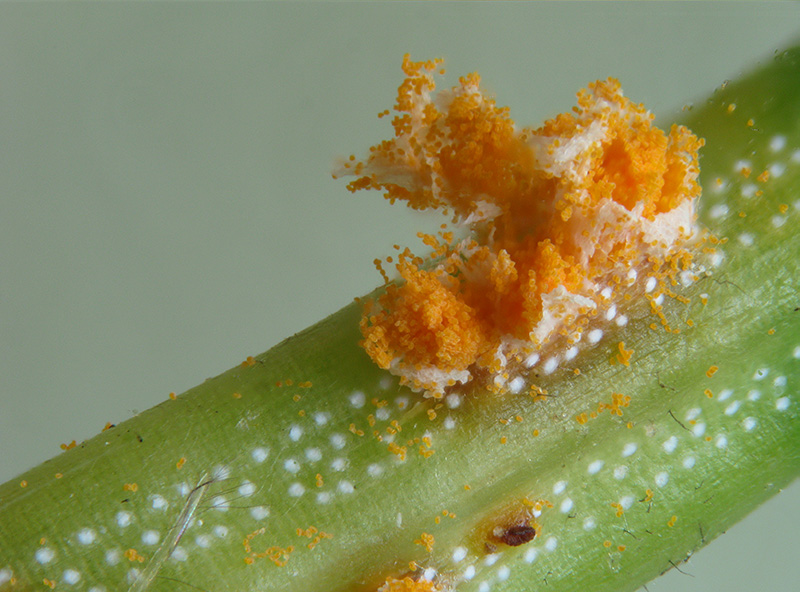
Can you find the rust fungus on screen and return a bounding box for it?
[342,56,703,399]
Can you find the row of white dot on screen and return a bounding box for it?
[22,384,401,587]
[484,299,634,392]
[521,328,614,378]
[31,372,798,589]
[434,384,779,588]
[449,536,558,591]
[435,333,799,591]
[451,367,795,590]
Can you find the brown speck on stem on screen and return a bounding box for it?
[498,523,537,547]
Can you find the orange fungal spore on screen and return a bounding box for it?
[414,532,435,553]
[342,56,704,397]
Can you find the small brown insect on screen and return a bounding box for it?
[499,524,536,547]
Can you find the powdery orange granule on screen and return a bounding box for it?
[342,55,703,397]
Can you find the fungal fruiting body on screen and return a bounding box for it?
[339,56,705,398]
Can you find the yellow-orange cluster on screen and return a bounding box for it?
[342,55,703,397]
[243,527,294,568]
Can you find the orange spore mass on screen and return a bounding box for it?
[344,55,703,397]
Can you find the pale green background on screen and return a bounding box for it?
[0,2,798,591]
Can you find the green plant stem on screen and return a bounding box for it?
[1,49,800,592]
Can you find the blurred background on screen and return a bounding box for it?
[0,3,798,591]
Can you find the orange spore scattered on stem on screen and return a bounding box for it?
[414,532,435,553]
[614,342,634,367]
[342,55,703,397]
